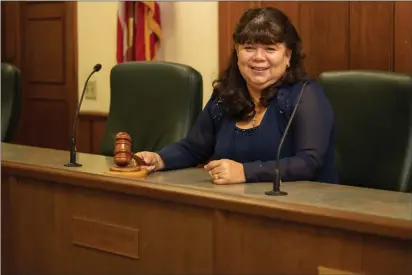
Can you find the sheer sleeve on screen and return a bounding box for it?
[242,81,335,182]
[156,95,220,170]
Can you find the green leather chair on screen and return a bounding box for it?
[100,61,203,156]
[318,70,412,192]
[1,63,22,142]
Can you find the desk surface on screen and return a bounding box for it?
[2,143,412,239]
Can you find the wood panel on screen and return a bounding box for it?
[263,1,352,77]
[349,2,394,70]
[299,2,349,76]
[2,149,412,275]
[28,100,69,149]
[1,173,12,275]
[261,1,299,27]
[2,2,78,150]
[5,178,215,275]
[394,2,412,73]
[1,2,21,65]
[214,211,411,275]
[77,112,108,155]
[218,1,412,76]
[218,1,260,73]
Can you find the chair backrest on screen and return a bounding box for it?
[101,61,203,156]
[318,70,412,192]
[1,63,22,142]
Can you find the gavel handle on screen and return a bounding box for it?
[132,154,147,166]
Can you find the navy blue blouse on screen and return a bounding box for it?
[157,80,338,184]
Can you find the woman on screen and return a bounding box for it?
[135,7,338,185]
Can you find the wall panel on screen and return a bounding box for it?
[218,1,260,73]
[219,1,412,76]
[77,112,107,155]
[394,2,412,73]
[349,2,394,71]
[299,2,349,76]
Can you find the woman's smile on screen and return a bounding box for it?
[250,66,269,73]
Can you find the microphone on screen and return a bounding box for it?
[265,81,309,196]
[65,63,102,167]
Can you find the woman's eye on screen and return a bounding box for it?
[266,47,276,52]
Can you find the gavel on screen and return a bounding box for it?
[112,132,146,169]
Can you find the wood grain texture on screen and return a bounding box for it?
[218,1,260,73]
[2,143,411,275]
[1,174,13,275]
[77,111,107,155]
[394,2,412,73]
[1,2,21,65]
[299,2,349,76]
[261,1,299,27]
[10,1,78,150]
[349,2,394,71]
[219,1,412,76]
[2,143,411,240]
[72,216,140,259]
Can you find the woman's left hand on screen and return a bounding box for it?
[204,159,246,184]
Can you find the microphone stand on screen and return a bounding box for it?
[265,81,309,196]
[65,65,101,167]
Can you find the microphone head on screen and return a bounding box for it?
[93,63,102,72]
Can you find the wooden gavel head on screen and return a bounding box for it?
[113,132,133,167]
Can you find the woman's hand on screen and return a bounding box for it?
[204,159,246,184]
[134,151,165,173]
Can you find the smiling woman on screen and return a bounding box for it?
[134,7,339,186]
[214,7,306,121]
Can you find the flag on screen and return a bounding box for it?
[117,1,162,63]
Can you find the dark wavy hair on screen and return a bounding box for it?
[212,7,306,121]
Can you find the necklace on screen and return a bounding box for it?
[251,114,257,127]
[252,101,261,127]
[251,99,263,127]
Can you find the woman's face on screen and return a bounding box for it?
[236,43,291,92]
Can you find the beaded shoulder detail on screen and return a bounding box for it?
[274,88,292,116]
[274,81,311,117]
[211,98,224,121]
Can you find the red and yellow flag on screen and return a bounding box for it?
[116,1,162,63]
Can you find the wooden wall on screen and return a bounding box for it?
[219,1,412,76]
[11,2,409,155]
[77,112,107,155]
[78,1,412,155]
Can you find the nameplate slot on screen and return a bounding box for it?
[72,217,139,259]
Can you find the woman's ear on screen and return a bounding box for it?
[235,44,239,55]
[285,48,292,67]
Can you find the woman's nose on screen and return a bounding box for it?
[252,48,265,61]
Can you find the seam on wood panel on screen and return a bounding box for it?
[392,2,395,72]
[348,1,351,69]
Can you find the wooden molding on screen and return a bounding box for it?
[79,111,108,120]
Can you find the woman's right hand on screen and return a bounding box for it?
[134,151,165,173]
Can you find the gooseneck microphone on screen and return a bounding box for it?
[265,81,309,196]
[65,63,102,167]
